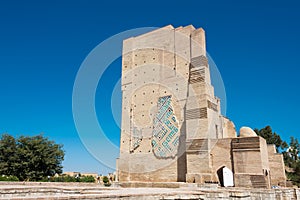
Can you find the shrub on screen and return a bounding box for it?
[102,176,111,186]
[80,176,95,183]
[40,175,96,183]
[102,176,109,183]
[0,175,19,181]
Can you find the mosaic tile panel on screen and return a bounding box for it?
[152,96,179,158]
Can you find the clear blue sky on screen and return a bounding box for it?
[0,0,299,174]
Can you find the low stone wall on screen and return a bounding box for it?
[0,181,100,187]
[0,182,299,199]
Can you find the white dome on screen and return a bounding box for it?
[239,127,257,137]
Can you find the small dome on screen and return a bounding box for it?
[239,127,257,137]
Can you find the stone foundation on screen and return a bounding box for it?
[0,182,299,199]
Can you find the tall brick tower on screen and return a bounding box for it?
[116,25,237,184]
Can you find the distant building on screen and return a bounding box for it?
[63,172,99,178]
[63,172,80,177]
[116,25,286,188]
[81,172,99,178]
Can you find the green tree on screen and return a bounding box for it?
[254,126,288,152]
[80,175,95,183]
[102,176,109,184]
[102,176,111,186]
[0,133,64,181]
[289,136,300,161]
[286,145,300,186]
[0,134,18,176]
[254,126,300,186]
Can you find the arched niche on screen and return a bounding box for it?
[217,166,234,187]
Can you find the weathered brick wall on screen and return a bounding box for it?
[211,138,233,182]
[268,144,287,186]
[232,137,269,188]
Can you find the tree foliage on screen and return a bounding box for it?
[0,175,19,181]
[255,126,300,186]
[0,134,18,176]
[102,176,109,183]
[289,136,300,161]
[102,176,111,186]
[285,137,300,186]
[43,175,95,183]
[254,126,288,152]
[0,133,64,181]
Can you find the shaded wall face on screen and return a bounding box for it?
[232,137,265,174]
[267,145,286,186]
[222,117,237,138]
[231,137,270,188]
[259,137,270,171]
[128,159,179,182]
[210,139,233,182]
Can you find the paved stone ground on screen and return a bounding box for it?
[0,182,299,199]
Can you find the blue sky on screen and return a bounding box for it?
[0,0,299,174]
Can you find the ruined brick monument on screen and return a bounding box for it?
[116,25,286,188]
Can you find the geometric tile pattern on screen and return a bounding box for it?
[152,96,179,158]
